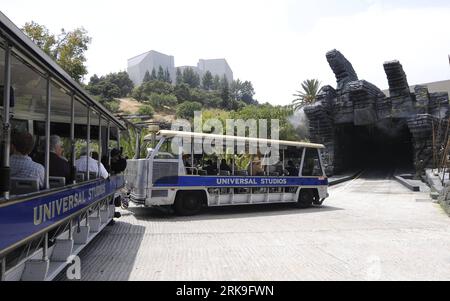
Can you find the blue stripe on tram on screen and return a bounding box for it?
[154,176,328,187]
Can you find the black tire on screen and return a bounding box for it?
[174,192,203,216]
[297,189,314,209]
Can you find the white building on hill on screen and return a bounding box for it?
[127,50,233,85]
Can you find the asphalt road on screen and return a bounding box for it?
[59,170,450,281]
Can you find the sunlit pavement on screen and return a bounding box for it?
[58,170,450,281]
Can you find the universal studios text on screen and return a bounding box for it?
[170,112,281,165]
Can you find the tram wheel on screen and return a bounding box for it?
[297,189,314,209]
[174,192,202,216]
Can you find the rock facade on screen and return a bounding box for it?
[304,50,449,175]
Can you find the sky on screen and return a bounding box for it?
[1,0,450,105]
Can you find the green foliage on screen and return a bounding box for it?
[231,79,257,105]
[176,101,203,119]
[176,68,183,85]
[212,75,221,90]
[147,93,178,109]
[142,80,174,96]
[151,68,157,81]
[157,66,165,81]
[202,71,213,90]
[86,71,134,112]
[292,79,321,111]
[231,104,298,141]
[220,76,231,110]
[143,71,152,83]
[174,84,191,103]
[138,104,155,118]
[164,68,171,83]
[93,95,120,113]
[182,67,200,88]
[22,21,91,82]
[131,85,148,102]
[201,109,231,129]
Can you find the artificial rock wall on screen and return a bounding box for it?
[304,50,449,176]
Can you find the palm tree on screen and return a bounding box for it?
[292,79,321,111]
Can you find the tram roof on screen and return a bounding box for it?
[146,130,325,149]
[0,11,126,130]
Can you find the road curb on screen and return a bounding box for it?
[394,175,421,192]
[329,170,363,187]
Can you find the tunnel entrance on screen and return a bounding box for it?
[335,119,414,172]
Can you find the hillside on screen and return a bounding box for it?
[118,97,177,124]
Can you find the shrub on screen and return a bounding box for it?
[176,101,202,119]
[148,93,178,109]
[138,104,155,118]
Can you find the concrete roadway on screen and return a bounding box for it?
[59,170,450,281]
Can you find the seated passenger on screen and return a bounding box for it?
[286,160,299,177]
[92,151,99,161]
[10,131,45,189]
[220,159,232,173]
[36,135,72,184]
[102,148,127,175]
[75,147,109,179]
[249,157,265,176]
[204,160,218,176]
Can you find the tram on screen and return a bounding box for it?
[125,130,329,216]
[0,11,126,281]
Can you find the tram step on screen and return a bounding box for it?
[21,259,49,281]
[108,205,115,219]
[100,210,110,224]
[73,226,90,244]
[50,239,74,262]
[88,217,102,233]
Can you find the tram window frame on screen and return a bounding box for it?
[7,45,49,193]
[302,148,323,177]
[154,138,178,160]
[283,146,303,177]
[0,36,4,84]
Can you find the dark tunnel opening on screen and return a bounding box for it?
[334,119,414,173]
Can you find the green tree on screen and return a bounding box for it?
[174,84,191,103]
[150,68,157,81]
[220,76,231,110]
[164,67,171,83]
[176,101,202,119]
[142,80,174,96]
[212,75,221,90]
[157,66,165,81]
[87,71,134,99]
[131,85,147,102]
[231,79,256,105]
[105,71,134,97]
[22,21,91,82]
[292,79,321,111]
[176,68,183,85]
[182,67,200,88]
[202,71,213,90]
[143,70,152,83]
